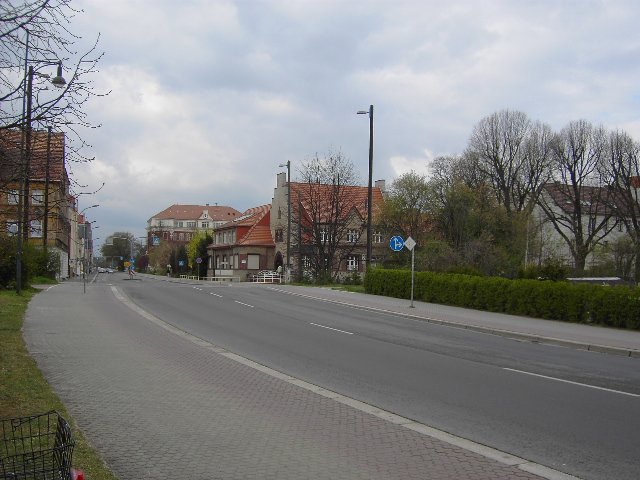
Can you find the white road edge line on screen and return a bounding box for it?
[503,368,639,398]
[234,300,254,308]
[309,322,354,335]
[210,293,223,298]
[111,285,580,480]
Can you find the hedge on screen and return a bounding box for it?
[364,269,640,330]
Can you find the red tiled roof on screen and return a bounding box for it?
[151,204,241,222]
[236,205,274,246]
[290,182,384,222]
[0,128,67,183]
[213,205,274,247]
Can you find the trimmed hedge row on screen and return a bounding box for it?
[364,269,640,330]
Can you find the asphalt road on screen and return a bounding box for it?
[111,274,640,480]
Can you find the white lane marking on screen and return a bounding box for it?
[234,300,254,308]
[309,322,354,335]
[210,293,223,298]
[503,368,639,398]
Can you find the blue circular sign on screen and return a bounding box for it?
[389,235,404,252]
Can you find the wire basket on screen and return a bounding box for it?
[0,411,75,480]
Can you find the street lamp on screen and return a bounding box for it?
[357,104,374,268]
[278,160,291,279]
[15,38,67,293]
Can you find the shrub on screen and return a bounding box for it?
[365,268,640,329]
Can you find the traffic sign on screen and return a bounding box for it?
[404,236,416,251]
[196,257,202,264]
[389,235,404,252]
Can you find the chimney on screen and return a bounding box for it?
[277,171,287,187]
[375,179,386,192]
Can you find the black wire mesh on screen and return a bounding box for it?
[0,411,74,480]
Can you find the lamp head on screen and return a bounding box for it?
[50,62,66,88]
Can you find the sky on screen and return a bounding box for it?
[65,0,640,252]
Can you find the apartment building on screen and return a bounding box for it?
[0,128,73,279]
[146,204,241,249]
[270,172,386,281]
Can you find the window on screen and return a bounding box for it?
[347,255,359,271]
[278,207,282,219]
[588,217,596,234]
[275,229,284,242]
[187,221,196,228]
[347,229,359,243]
[30,220,42,238]
[6,220,18,236]
[302,256,312,269]
[178,232,184,241]
[373,232,383,243]
[201,222,209,229]
[320,228,329,243]
[8,190,19,205]
[31,189,44,205]
[176,221,183,227]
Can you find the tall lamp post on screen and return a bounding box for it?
[278,160,291,280]
[15,53,66,293]
[357,104,374,268]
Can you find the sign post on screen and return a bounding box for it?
[404,236,417,308]
[389,235,417,307]
[196,257,202,280]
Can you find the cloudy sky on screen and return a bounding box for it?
[67,0,640,251]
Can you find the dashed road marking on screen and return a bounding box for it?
[503,368,639,398]
[309,323,354,335]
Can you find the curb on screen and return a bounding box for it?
[268,287,640,358]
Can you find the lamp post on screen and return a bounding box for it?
[78,206,97,293]
[15,42,67,293]
[357,104,374,268]
[278,160,291,280]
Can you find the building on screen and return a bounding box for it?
[206,205,275,279]
[532,183,633,271]
[0,128,73,279]
[146,204,241,249]
[270,172,386,281]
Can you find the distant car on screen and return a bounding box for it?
[106,268,114,273]
[97,267,106,273]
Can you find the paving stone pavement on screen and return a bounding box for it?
[24,281,554,479]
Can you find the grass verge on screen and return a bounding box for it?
[0,289,118,480]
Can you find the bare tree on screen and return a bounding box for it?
[1,0,105,134]
[294,150,364,282]
[602,129,640,282]
[537,120,616,274]
[467,110,553,214]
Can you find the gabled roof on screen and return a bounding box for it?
[150,204,241,222]
[0,128,67,183]
[216,204,275,247]
[542,183,620,216]
[289,182,384,222]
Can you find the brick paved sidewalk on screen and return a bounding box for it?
[24,282,565,480]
